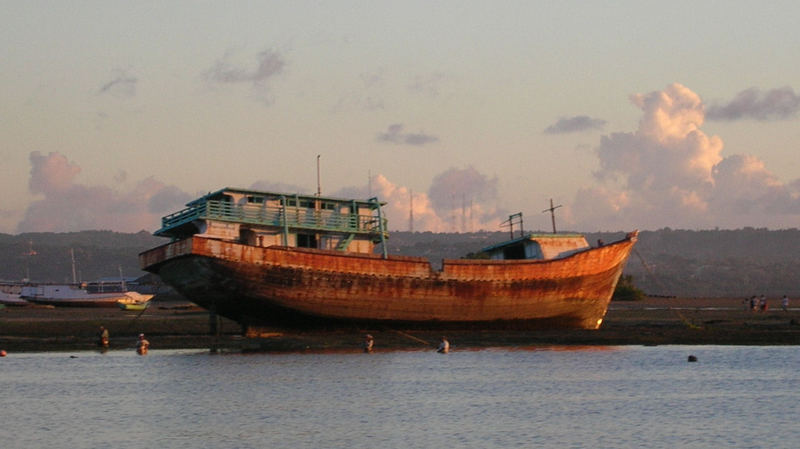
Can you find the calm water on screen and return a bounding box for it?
[1,346,799,448]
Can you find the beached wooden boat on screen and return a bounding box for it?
[140,187,637,331]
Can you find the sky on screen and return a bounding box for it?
[2,1,800,234]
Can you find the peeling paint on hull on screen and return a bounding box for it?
[141,233,637,330]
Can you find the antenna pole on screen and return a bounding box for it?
[315,155,321,244]
[118,265,127,291]
[316,155,322,197]
[409,189,414,232]
[500,212,523,239]
[25,240,37,282]
[71,248,77,284]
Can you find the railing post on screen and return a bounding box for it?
[370,197,388,259]
[280,195,289,246]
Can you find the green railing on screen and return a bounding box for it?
[158,200,387,236]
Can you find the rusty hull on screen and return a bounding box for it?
[140,232,637,330]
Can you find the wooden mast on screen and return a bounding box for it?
[542,198,562,233]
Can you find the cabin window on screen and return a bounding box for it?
[297,233,318,249]
[280,198,336,210]
[502,244,526,260]
[246,195,265,204]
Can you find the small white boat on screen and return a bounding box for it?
[117,294,153,311]
[21,281,153,308]
[0,290,29,306]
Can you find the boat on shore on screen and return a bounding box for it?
[117,296,152,311]
[140,187,637,332]
[0,287,29,306]
[21,281,154,308]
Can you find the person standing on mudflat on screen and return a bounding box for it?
[437,337,450,354]
[97,326,109,347]
[136,333,150,355]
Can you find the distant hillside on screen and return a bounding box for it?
[603,228,800,298]
[2,228,799,298]
[0,231,163,283]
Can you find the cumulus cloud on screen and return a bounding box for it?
[427,166,505,231]
[146,185,194,214]
[570,83,800,231]
[377,124,439,146]
[204,49,285,104]
[28,151,82,195]
[544,115,606,134]
[706,86,800,121]
[98,69,137,97]
[428,167,497,209]
[333,168,504,232]
[18,152,192,233]
[334,175,445,232]
[15,154,503,234]
[709,154,800,216]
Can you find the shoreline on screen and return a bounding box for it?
[1,297,799,353]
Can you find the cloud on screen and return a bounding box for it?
[709,154,800,216]
[333,175,446,232]
[408,72,446,97]
[333,168,504,232]
[18,152,192,233]
[570,83,800,231]
[28,151,82,195]
[427,166,498,209]
[427,166,505,231]
[377,124,439,146]
[204,49,285,104]
[146,185,194,214]
[98,69,138,97]
[16,155,500,234]
[544,115,606,134]
[205,49,284,85]
[706,86,800,121]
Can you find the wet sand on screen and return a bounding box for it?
[1,297,799,352]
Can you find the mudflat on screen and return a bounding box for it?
[1,297,799,352]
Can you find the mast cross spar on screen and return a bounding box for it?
[542,198,562,233]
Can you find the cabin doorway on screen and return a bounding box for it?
[502,244,526,260]
[297,233,318,249]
